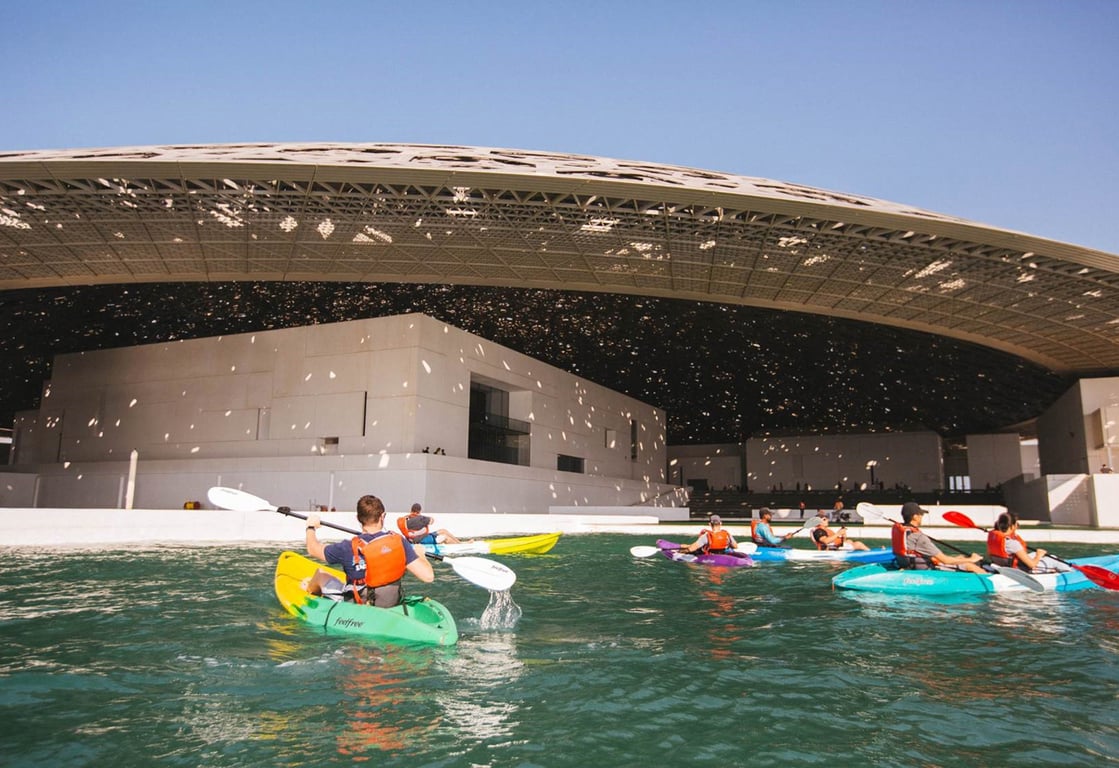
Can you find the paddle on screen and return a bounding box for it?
[206,486,516,591]
[790,515,825,538]
[943,510,1119,591]
[855,502,1044,592]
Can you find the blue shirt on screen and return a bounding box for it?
[753,520,786,547]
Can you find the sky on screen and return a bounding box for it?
[2,0,1117,254]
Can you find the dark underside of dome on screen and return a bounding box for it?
[0,282,1072,443]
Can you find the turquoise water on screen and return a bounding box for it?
[1,536,1117,767]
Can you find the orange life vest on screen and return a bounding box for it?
[349,533,407,604]
[396,514,430,543]
[891,522,939,569]
[813,525,845,550]
[704,528,732,553]
[987,530,1029,569]
[750,519,761,544]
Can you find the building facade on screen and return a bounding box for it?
[3,314,673,514]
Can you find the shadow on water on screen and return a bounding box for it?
[1,537,1117,766]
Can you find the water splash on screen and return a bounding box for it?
[479,589,522,630]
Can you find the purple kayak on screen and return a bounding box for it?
[656,539,755,568]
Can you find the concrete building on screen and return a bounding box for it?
[2,313,678,515]
[1002,377,1119,527]
[667,377,1119,527]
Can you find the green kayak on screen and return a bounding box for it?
[273,550,458,646]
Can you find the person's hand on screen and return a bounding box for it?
[1036,548,1047,558]
[307,514,321,529]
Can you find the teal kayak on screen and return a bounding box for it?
[274,550,458,646]
[832,553,1119,596]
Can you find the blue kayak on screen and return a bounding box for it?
[832,554,1119,596]
[748,546,894,564]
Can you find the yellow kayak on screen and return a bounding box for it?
[423,531,562,557]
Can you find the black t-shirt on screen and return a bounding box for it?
[406,514,433,531]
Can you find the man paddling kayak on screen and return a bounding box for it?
[894,502,985,574]
[679,515,739,555]
[751,508,792,548]
[812,517,870,551]
[303,494,434,607]
[397,502,464,545]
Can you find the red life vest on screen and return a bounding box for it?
[349,533,407,604]
[704,528,732,553]
[750,520,761,544]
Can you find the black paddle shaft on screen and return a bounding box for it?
[277,506,444,561]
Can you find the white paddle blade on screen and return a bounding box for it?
[735,543,758,555]
[856,502,886,523]
[991,564,1045,593]
[207,486,277,512]
[447,556,517,592]
[629,545,660,558]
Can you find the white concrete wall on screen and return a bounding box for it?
[666,443,742,490]
[6,314,672,512]
[1090,474,1119,528]
[744,431,944,493]
[966,433,1027,489]
[1036,377,1119,476]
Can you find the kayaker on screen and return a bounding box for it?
[397,503,464,545]
[751,508,792,548]
[987,512,1068,572]
[892,502,985,573]
[812,518,870,551]
[679,514,738,555]
[302,494,434,607]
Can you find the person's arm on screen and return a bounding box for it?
[305,514,327,561]
[919,536,984,571]
[404,541,435,582]
[1006,539,1046,570]
[680,533,708,553]
[767,525,790,545]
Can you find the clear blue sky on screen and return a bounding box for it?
[3,0,1116,254]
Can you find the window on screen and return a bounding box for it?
[468,380,530,466]
[557,454,584,473]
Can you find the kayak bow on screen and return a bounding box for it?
[422,532,561,557]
